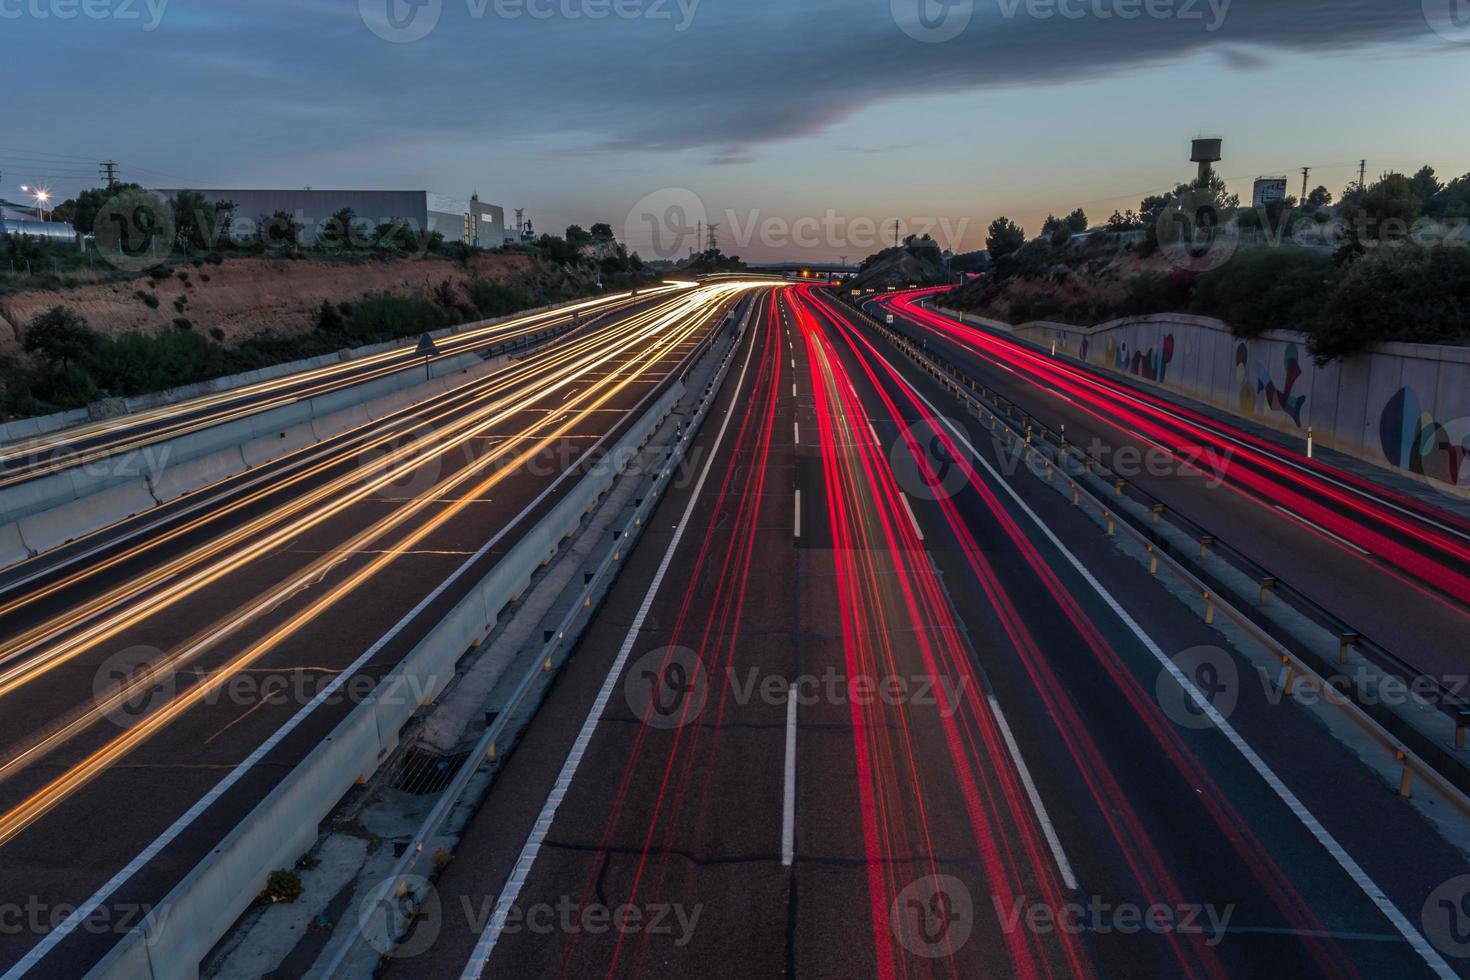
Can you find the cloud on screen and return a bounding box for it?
[6,0,1449,183]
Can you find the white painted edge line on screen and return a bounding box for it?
[794,489,802,540]
[1273,505,1371,556]
[4,384,654,978]
[898,492,924,542]
[782,684,798,867]
[987,695,1078,891]
[458,312,762,980]
[895,370,1458,980]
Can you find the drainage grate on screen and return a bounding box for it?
[392,746,471,796]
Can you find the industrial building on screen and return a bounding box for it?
[152,188,514,248]
[0,198,78,244]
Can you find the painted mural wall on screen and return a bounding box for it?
[938,308,1470,496]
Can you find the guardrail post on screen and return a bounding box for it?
[1203,590,1215,624]
[1146,546,1158,576]
[1456,710,1469,751]
[1071,483,1080,506]
[1104,511,1115,537]
[1339,632,1360,664]
[486,742,497,763]
[1259,577,1277,605]
[1199,535,1215,559]
[1397,751,1414,798]
[1280,655,1296,695]
[1151,504,1164,525]
[1114,480,1126,498]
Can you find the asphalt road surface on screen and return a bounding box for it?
[393,284,1469,980]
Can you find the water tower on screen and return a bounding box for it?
[1191,137,1222,186]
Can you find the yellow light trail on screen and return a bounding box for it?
[0,284,767,842]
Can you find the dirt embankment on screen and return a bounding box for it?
[0,252,550,350]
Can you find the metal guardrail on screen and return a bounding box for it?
[842,293,1470,804]
[318,294,756,976]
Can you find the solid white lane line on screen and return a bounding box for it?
[794,490,802,539]
[782,684,798,866]
[894,369,1458,980]
[899,492,924,541]
[458,317,762,980]
[1273,505,1371,556]
[987,695,1078,890]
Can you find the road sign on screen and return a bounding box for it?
[416,333,441,359]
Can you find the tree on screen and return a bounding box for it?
[1065,208,1088,233]
[565,224,592,248]
[170,189,235,252]
[1409,165,1443,206]
[51,183,144,236]
[986,217,1025,260]
[320,207,358,249]
[24,307,100,372]
[1352,172,1422,242]
[1306,185,1333,210]
[589,222,614,241]
[1107,209,1140,231]
[263,210,305,250]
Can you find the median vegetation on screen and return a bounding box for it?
[950,166,1470,363]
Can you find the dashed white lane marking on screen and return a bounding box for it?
[794,489,802,539]
[1273,505,1371,556]
[899,491,924,541]
[988,695,1078,890]
[794,422,800,446]
[782,684,798,866]
[458,318,763,979]
[892,363,1458,980]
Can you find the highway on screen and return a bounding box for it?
[0,285,683,490]
[0,281,760,978]
[394,285,1467,979]
[872,289,1470,690]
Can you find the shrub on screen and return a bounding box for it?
[260,870,302,904]
[136,290,160,309]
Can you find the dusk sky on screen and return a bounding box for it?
[5,0,1469,262]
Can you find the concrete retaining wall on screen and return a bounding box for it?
[938,306,1470,495]
[86,380,684,980]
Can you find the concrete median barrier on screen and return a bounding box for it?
[147,447,249,504]
[15,479,159,556]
